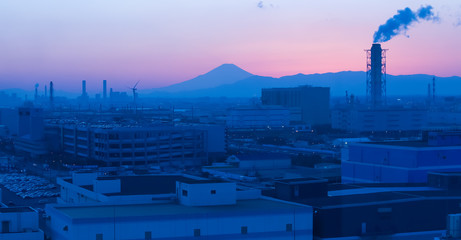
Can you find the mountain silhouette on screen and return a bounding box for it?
[152,63,253,93]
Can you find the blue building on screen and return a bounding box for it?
[342,132,461,183]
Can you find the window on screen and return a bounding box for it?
[2,221,10,233]
[194,229,200,237]
[96,233,103,240]
[377,207,392,213]
[294,185,300,197]
[182,190,188,197]
[286,224,293,232]
[211,190,216,195]
[145,231,152,240]
[241,226,248,234]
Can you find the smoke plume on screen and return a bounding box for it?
[373,5,438,43]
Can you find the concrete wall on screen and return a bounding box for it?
[0,211,39,232]
[93,179,121,194]
[177,182,236,206]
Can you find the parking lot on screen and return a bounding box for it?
[0,172,59,203]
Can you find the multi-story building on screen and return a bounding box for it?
[60,124,208,166]
[261,85,330,126]
[331,106,428,133]
[6,107,49,158]
[342,131,461,183]
[226,106,291,129]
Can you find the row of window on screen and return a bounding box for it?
[105,143,199,149]
[95,224,294,240]
[97,131,199,140]
[102,152,197,158]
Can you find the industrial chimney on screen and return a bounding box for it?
[49,81,54,105]
[103,80,107,99]
[34,83,39,101]
[366,43,387,107]
[82,80,87,97]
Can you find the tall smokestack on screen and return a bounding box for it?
[82,80,87,97]
[34,83,39,101]
[366,43,387,107]
[45,85,47,97]
[432,77,436,103]
[49,81,54,104]
[103,80,107,99]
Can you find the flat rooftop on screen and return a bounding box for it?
[235,153,290,161]
[298,187,461,209]
[275,177,327,185]
[54,199,308,220]
[361,141,461,148]
[429,172,461,176]
[0,207,35,213]
[177,179,227,184]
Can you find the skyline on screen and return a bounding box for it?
[1,0,461,92]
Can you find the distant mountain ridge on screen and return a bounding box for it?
[145,66,461,98]
[150,63,254,93]
[3,64,460,99]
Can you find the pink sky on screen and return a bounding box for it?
[0,0,460,94]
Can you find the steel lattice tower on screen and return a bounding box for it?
[366,43,387,107]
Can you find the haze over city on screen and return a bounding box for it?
[3,1,461,240]
[1,0,461,93]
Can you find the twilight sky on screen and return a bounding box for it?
[1,0,461,94]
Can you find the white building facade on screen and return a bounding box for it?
[48,180,313,240]
[0,207,44,240]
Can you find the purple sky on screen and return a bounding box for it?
[1,0,461,94]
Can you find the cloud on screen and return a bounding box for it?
[257,0,274,9]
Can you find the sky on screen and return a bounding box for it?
[1,0,461,94]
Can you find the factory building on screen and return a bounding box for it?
[261,85,330,126]
[268,174,461,239]
[342,132,461,183]
[47,179,313,240]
